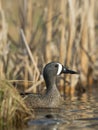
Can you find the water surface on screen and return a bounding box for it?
[2,85,98,130]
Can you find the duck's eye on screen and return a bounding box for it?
[55,64,58,68]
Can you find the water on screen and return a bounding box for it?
[2,85,98,130]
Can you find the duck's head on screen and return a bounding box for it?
[43,62,79,79]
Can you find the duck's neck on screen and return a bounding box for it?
[44,76,57,92]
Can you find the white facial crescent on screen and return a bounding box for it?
[57,63,62,75]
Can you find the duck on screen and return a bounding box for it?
[24,62,79,109]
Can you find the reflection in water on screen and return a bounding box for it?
[1,85,98,130]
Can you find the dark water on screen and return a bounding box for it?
[2,85,98,130]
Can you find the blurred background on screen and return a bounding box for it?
[0,0,98,95]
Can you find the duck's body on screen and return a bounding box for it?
[25,84,63,108]
[24,62,79,108]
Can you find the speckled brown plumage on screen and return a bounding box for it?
[24,85,63,108]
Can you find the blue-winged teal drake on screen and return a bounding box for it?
[24,62,79,108]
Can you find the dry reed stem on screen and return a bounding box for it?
[65,0,76,94]
[13,61,24,78]
[59,0,66,87]
[0,0,8,79]
[59,0,66,64]
[8,80,34,83]
[88,0,95,61]
[46,0,52,62]
[80,0,89,86]
[24,55,29,89]
[25,0,32,43]
[20,29,40,81]
[67,0,76,66]
[25,78,44,93]
[87,0,96,85]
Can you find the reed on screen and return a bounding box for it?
[0,1,97,126]
[0,0,97,95]
[0,80,33,127]
[45,0,53,62]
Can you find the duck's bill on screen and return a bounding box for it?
[62,66,80,74]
